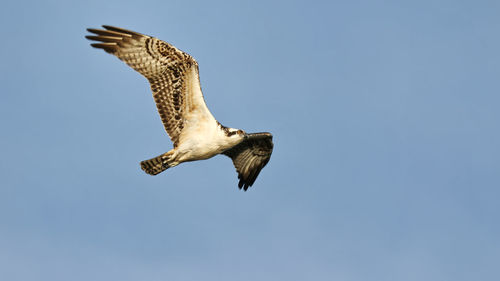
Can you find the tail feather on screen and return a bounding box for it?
[140,152,173,175]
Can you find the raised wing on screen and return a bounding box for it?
[223,133,274,191]
[86,25,213,147]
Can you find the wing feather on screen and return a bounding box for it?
[86,25,212,147]
[223,133,274,191]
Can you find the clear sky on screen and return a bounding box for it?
[1,0,499,280]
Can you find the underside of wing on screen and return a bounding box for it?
[223,133,274,191]
[86,25,211,147]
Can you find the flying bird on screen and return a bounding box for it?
[86,25,273,190]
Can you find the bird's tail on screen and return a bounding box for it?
[140,151,175,175]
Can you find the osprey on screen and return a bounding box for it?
[86,25,273,190]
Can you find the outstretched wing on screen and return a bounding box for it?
[86,25,213,147]
[223,133,274,191]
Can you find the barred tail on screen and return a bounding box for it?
[140,151,173,175]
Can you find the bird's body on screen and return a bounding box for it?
[165,121,245,166]
[86,25,273,190]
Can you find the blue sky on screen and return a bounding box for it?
[1,0,499,280]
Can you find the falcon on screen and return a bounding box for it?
[86,25,273,190]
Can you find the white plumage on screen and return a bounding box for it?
[86,25,273,190]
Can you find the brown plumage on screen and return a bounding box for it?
[87,25,195,147]
[86,25,274,190]
[223,133,274,190]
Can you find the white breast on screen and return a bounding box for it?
[175,118,238,162]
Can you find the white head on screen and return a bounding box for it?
[227,128,246,138]
[224,127,246,146]
[218,122,246,144]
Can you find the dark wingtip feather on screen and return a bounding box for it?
[90,42,117,53]
[86,35,123,43]
[87,28,102,34]
[87,28,132,38]
[102,25,144,37]
[238,177,252,191]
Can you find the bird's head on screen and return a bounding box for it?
[222,128,246,147]
[219,122,246,142]
[228,128,246,138]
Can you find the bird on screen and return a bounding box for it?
[85,25,273,191]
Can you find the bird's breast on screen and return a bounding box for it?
[175,120,238,162]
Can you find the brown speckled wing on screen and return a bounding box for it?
[223,133,274,191]
[86,25,202,147]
